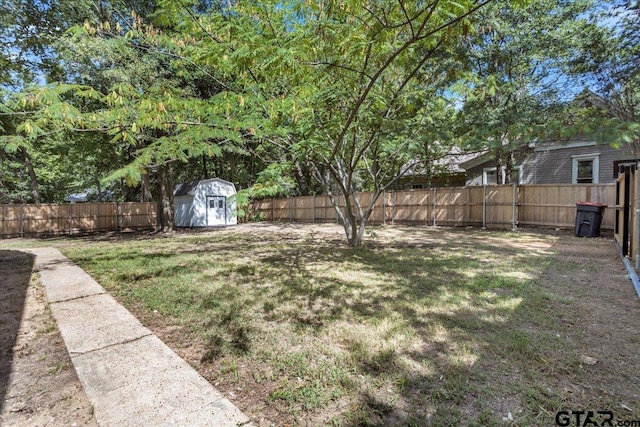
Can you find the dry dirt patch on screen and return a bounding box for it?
[0,250,96,427]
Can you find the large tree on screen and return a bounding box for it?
[5,0,551,246]
[454,0,598,183]
[178,0,500,246]
[568,0,640,154]
[0,0,165,204]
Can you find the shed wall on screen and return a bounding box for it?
[174,179,237,227]
[193,180,237,226]
[174,196,196,227]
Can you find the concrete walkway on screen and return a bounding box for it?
[30,248,252,427]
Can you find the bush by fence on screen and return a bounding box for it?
[1,202,157,238]
[252,184,616,230]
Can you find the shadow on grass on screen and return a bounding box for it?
[63,229,630,425]
[0,250,34,415]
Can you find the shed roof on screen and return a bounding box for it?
[173,178,237,197]
[173,181,199,197]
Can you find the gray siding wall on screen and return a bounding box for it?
[523,144,632,184]
[465,144,633,185]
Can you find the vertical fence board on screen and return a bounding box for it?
[3,206,21,237]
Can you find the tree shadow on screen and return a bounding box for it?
[0,250,35,415]
[60,226,638,424]
[311,236,639,426]
[216,237,564,424]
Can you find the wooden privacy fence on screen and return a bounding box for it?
[1,202,157,238]
[252,184,616,230]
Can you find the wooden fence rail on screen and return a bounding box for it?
[252,184,616,231]
[1,202,157,238]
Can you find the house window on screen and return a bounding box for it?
[412,184,424,189]
[483,166,522,185]
[572,154,600,184]
[483,167,501,185]
[209,199,216,208]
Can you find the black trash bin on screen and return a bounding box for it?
[574,202,607,237]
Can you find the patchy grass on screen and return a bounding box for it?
[44,224,639,426]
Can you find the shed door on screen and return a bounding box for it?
[206,196,226,226]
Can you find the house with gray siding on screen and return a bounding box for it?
[461,141,634,186]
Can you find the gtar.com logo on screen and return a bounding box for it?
[555,411,614,426]
[555,410,640,427]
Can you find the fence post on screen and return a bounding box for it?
[271,198,275,222]
[69,203,73,236]
[312,195,316,223]
[115,202,119,232]
[482,185,487,229]
[382,190,386,225]
[20,205,24,238]
[289,197,292,222]
[433,187,437,227]
[512,183,518,230]
[392,191,396,225]
[635,166,640,270]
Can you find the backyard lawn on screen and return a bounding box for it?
[19,224,640,426]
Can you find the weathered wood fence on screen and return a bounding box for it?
[1,184,617,238]
[252,184,616,230]
[0,202,157,238]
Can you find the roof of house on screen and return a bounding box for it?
[404,149,482,176]
[459,151,493,171]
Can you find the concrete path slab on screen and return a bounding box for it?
[34,247,107,302]
[73,335,248,427]
[50,293,152,355]
[29,248,252,427]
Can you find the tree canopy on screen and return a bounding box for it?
[453,0,597,183]
[1,0,634,245]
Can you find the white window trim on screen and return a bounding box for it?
[483,167,503,185]
[571,153,600,184]
[483,165,522,185]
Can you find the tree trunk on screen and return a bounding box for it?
[340,193,369,247]
[19,147,41,204]
[96,178,103,201]
[141,172,152,202]
[202,154,209,179]
[504,152,513,184]
[155,164,174,232]
[495,155,503,185]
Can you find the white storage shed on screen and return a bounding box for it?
[173,178,237,227]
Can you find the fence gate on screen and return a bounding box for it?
[615,165,637,259]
